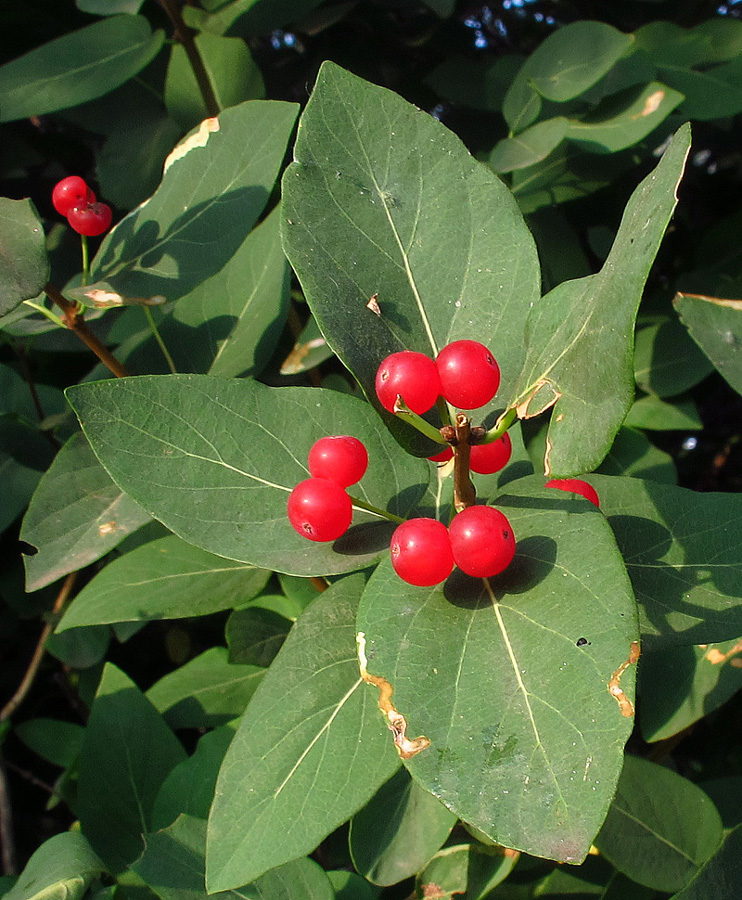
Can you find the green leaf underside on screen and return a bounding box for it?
[671,823,742,899]
[489,118,569,173]
[510,123,691,478]
[356,478,639,865]
[66,375,428,575]
[0,198,48,314]
[21,432,151,593]
[77,664,186,873]
[135,814,335,900]
[592,474,742,648]
[416,843,518,899]
[206,575,400,891]
[2,832,104,900]
[281,61,540,411]
[0,16,164,123]
[674,293,742,398]
[89,100,298,304]
[58,535,270,630]
[595,755,723,892]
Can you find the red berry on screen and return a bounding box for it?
[545,478,600,508]
[67,202,112,237]
[449,506,515,578]
[308,435,368,487]
[390,518,454,586]
[428,446,453,463]
[287,478,353,542]
[435,340,500,409]
[469,433,512,475]
[375,351,441,415]
[52,176,95,216]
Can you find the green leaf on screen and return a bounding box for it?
[281,61,540,414]
[21,432,151,593]
[15,718,85,768]
[502,76,542,133]
[226,606,291,666]
[565,82,684,153]
[77,0,144,13]
[595,755,723,892]
[2,832,104,900]
[671,823,742,900]
[57,535,270,631]
[152,725,237,830]
[46,624,110,668]
[326,871,376,900]
[146,647,264,729]
[592,474,742,648]
[87,99,298,305]
[206,575,400,891]
[77,663,186,872]
[134,814,334,900]
[165,33,264,131]
[510,124,691,478]
[0,198,48,314]
[658,56,742,120]
[674,293,742,398]
[639,637,742,742]
[490,118,569,174]
[416,843,518,900]
[349,767,457,885]
[425,55,523,113]
[199,0,326,38]
[0,16,164,122]
[356,477,639,865]
[66,375,428,575]
[634,318,714,398]
[624,394,701,431]
[281,313,334,376]
[596,428,676,483]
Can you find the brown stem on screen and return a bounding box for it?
[309,576,329,593]
[0,573,77,724]
[12,345,61,450]
[159,0,220,117]
[452,414,476,513]
[0,764,16,875]
[45,284,130,378]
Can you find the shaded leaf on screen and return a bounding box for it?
[671,823,742,900]
[596,427,676,483]
[67,375,428,575]
[57,535,270,631]
[206,575,400,891]
[2,832,104,900]
[15,718,85,768]
[416,843,518,900]
[226,606,291,666]
[281,313,334,375]
[674,293,742,398]
[510,124,691,478]
[0,198,48,314]
[634,318,714,398]
[489,119,568,174]
[356,477,639,865]
[624,394,701,431]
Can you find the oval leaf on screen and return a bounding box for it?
[0,198,48,314]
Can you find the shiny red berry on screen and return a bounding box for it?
[308,435,368,488]
[375,351,441,415]
[428,446,453,463]
[389,518,454,586]
[67,202,112,237]
[52,176,95,216]
[435,340,500,409]
[449,506,515,578]
[287,478,353,542]
[469,433,512,475]
[545,478,600,508]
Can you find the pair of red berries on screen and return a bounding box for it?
[429,431,512,474]
[287,436,369,542]
[390,506,515,587]
[52,175,112,237]
[375,340,500,414]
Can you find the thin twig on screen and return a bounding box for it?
[0,573,77,724]
[2,760,54,795]
[158,0,220,117]
[45,283,130,379]
[453,414,476,512]
[12,345,61,450]
[0,764,16,875]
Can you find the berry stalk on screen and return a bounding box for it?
[347,494,405,524]
[452,413,476,513]
[481,406,517,444]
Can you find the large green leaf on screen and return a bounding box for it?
[356,477,639,865]
[349,767,457,885]
[77,664,186,872]
[0,16,164,122]
[674,293,742,397]
[489,119,569,174]
[416,843,518,900]
[82,100,297,305]
[206,575,400,891]
[66,375,428,575]
[0,198,48,314]
[592,475,742,647]
[510,124,691,478]
[596,428,676,484]
[2,832,104,900]
[281,61,540,415]
[135,815,334,900]
[57,535,269,631]
[671,823,742,899]
[634,318,714,398]
[595,755,723,892]
[21,432,150,592]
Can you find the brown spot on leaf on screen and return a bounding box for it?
[366,292,381,315]
[608,641,640,717]
[515,379,561,420]
[674,292,742,311]
[356,632,430,759]
[164,117,220,172]
[420,884,449,899]
[633,89,665,118]
[705,639,742,665]
[281,336,327,375]
[98,521,116,537]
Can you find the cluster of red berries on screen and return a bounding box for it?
[287,436,369,542]
[52,175,112,237]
